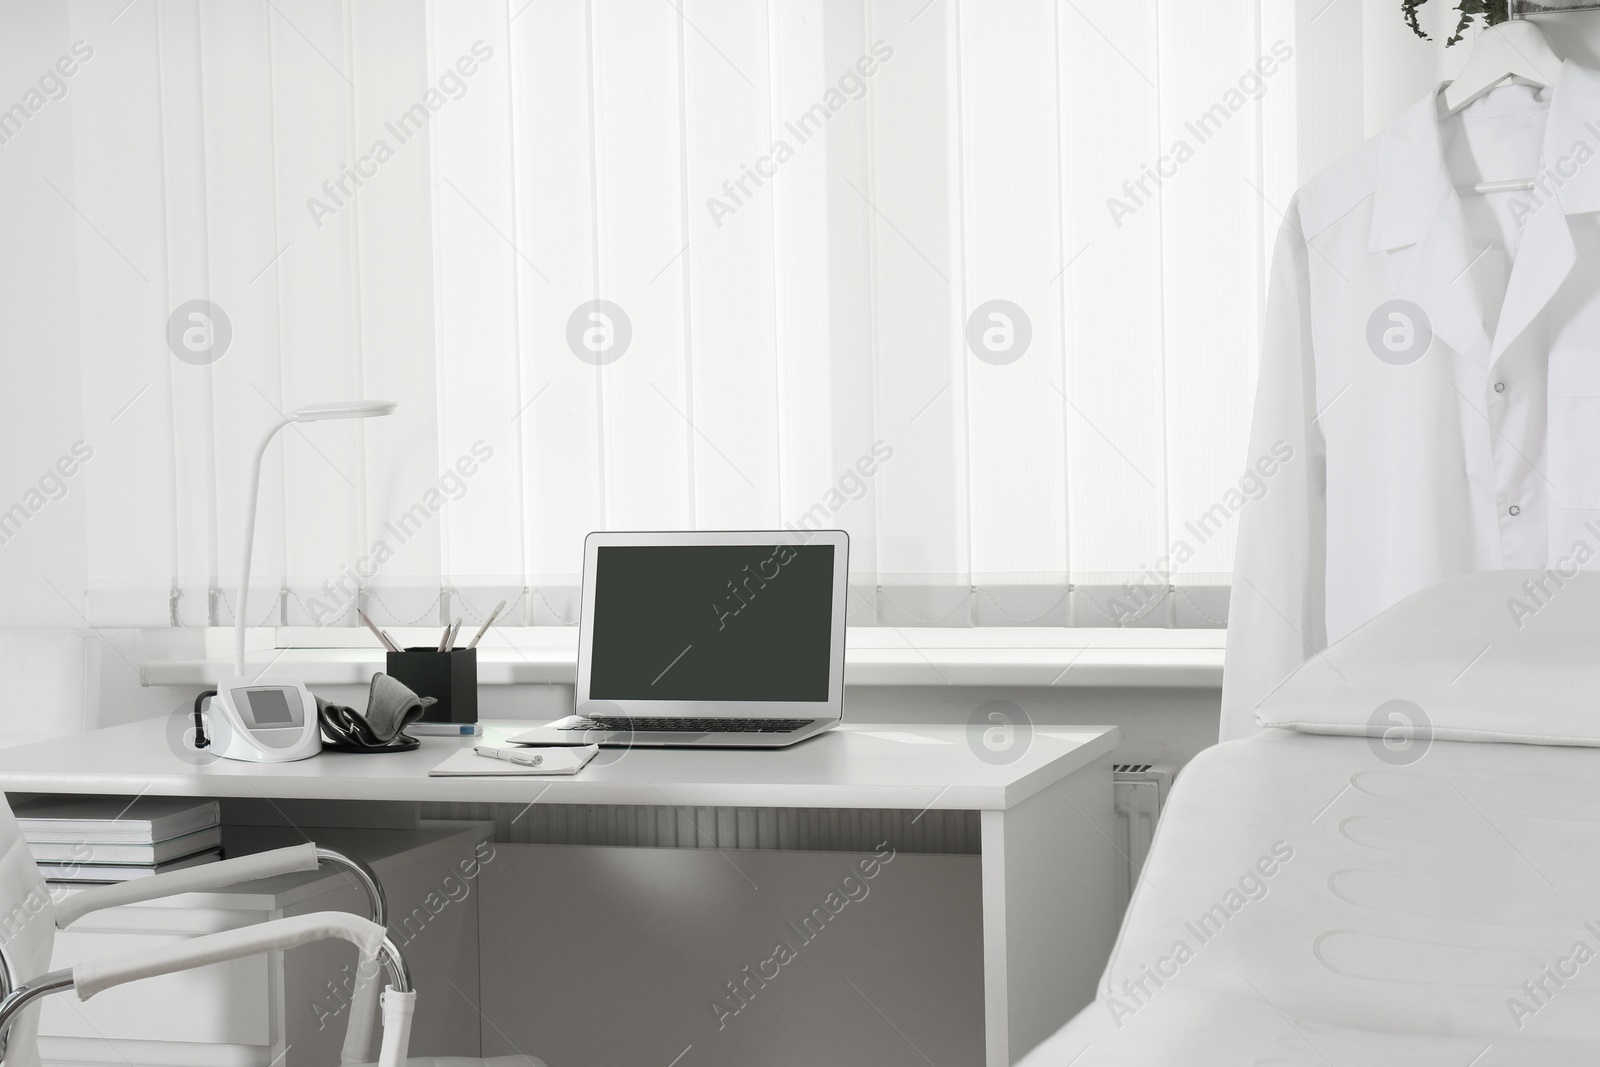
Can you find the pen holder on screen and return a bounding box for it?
[385,648,478,724]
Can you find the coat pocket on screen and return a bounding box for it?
[1548,351,1600,510]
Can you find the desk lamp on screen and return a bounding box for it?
[196,400,398,763]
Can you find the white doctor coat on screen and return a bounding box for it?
[1222,62,1600,741]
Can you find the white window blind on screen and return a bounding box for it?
[29,0,1310,631]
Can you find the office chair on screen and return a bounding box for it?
[0,798,414,1067]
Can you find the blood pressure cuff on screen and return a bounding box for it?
[317,673,433,746]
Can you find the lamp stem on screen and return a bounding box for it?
[236,417,291,676]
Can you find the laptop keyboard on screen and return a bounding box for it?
[562,717,815,734]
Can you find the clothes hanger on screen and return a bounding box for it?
[1443,9,1564,116]
[1442,3,1579,194]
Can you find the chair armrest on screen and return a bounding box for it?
[55,842,394,1065]
[73,911,386,998]
[54,843,320,928]
[0,914,416,1067]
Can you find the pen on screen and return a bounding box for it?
[437,619,457,652]
[476,745,545,767]
[465,599,507,649]
[359,609,401,652]
[442,618,462,651]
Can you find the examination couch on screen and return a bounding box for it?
[1021,570,1600,1066]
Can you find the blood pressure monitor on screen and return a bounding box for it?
[196,679,322,763]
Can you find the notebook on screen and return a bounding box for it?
[41,848,223,884]
[429,744,599,777]
[26,826,223,865]
[14,797,220,843]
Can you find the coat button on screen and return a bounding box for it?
[1509,505,1521,516]
[1494,381,1506,392]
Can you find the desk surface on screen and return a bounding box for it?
[0,720,1117,812]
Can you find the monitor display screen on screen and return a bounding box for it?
[243,688,296,726]
[587,543,835,702]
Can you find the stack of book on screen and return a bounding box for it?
[15,796,224,883]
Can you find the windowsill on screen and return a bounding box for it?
[139,627,1225,689]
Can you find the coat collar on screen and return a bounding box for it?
[1370,61,1600,366]
[1370,60,1600,256]
[1369,89,1454,255]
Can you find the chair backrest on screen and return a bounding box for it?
[0,797,57,1067]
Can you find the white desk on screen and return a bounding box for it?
[0,720,1119,1067]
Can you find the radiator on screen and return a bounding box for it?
[419,800,980,854]
[1112,763,1174,915]
[420,762,1173,883]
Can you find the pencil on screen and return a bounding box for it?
[466,599,508,649]
[359,609,400,652]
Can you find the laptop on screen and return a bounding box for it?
[506,529,849,748]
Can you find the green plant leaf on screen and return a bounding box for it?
[1401,0,1509,45]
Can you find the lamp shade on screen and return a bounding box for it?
[231,398,399,676]
[289,400,397,422]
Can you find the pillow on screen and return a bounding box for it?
[1254,569,1600,747]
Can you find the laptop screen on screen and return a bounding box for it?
[586,543,836,702]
